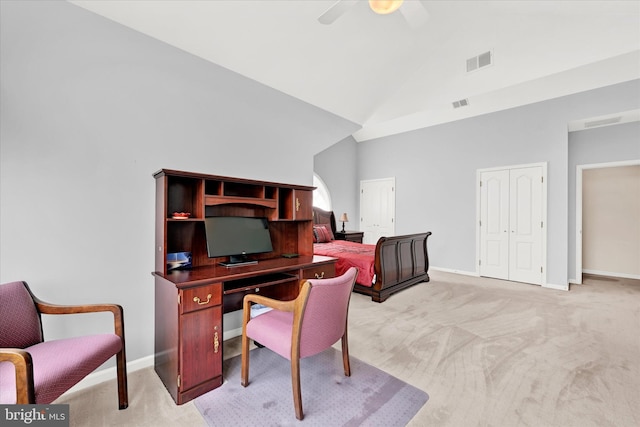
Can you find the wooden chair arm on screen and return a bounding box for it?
[0,349,35,404]
[242,282,313,328]
[242,291,301,330]
[34,299,120,316]
[34,299,125,340]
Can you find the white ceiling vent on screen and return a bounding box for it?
[568,110,639,132]
[452,98,469,109]
[466,51,493,73]
[584,116,622,128]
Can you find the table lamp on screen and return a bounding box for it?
[339,213,349,233]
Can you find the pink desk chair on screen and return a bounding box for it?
[241,267,358,420]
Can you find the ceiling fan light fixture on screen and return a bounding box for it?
[369,0,404,15]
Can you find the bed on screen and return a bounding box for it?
[312,207,432,302]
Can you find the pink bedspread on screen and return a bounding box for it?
[313,240,375,287]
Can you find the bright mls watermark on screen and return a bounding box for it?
[0,405,69,426]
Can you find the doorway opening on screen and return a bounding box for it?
[575,160,640,284]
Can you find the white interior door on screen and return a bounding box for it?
[360,178,395,244]
[480,170,510,279]
[479,164,545,285]
[508,167,543,284]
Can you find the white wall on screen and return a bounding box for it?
[314,80,640,287]
[314,136,360,227]
[0,1,358,367]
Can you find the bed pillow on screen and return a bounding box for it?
[318,224,335,241]
[313,224,334,243]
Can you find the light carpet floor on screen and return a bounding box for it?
[57,271,640,426]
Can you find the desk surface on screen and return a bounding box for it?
[153,255,336,288]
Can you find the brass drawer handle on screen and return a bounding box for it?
[193,294,212,305]
[314,272,325,279]
[213,331,220,353]
[296,197,301,212]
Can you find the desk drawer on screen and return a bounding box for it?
[301,263,335,281]
[181,283,222,314]
[223,275,299,314]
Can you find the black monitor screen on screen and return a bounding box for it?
[204,216,273,265]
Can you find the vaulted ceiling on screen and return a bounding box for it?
[69,0,640,141]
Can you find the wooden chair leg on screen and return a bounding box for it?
[291,357,303,420]
[116,349,128,409]
[341,333,351,377]
[241,332,250,387]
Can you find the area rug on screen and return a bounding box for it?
[194,347,429,426]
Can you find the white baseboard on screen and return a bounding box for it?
[430,266,478,277]
[582,269,640,280]
[224,328,242,340]
[59,354,154,398]
[542,282,569,291]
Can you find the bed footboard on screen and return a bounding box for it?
[353,232,432,302]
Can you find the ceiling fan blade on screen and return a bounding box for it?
[318,0,359,25]
[399,0,430,30]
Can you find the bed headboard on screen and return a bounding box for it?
[312,207,337,236]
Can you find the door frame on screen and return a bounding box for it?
[574,159,640,284]
[476,162,548,284]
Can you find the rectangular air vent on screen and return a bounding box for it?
[584,116,622,128]
[466,51,493,73]
[453,98,469,109]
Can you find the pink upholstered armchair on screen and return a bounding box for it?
[241,267,358,420]
[0,281,128,409]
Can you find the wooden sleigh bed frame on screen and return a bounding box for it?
[312,207,432,302]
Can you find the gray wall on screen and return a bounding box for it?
[315,80,640,287]
[314,136,359,226]
[568,122,640,281]
[0,1,358,366]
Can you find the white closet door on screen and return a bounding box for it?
[508,167,543,284]
[479,165,544,285]
[480,170,510,279]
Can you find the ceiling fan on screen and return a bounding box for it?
[318,0,429,28]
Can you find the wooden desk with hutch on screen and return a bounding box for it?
[152,169,336,404]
